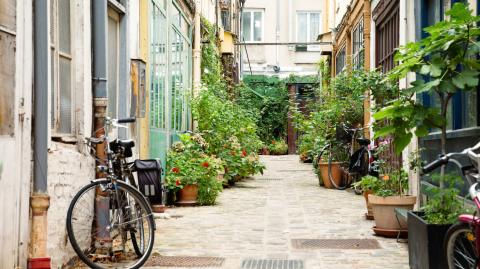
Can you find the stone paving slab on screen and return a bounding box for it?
[149,155,409,269]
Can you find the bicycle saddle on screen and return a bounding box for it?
[356,138,371,146]
[110,139,135,157]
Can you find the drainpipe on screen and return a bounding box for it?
[193,0,201,96]
[92,0,111,247]
[275,0,280,69]
[29,0,51,268]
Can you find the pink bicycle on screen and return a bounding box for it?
[422,142,480,269]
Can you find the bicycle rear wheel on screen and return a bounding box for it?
[348,147,371,195]
[66,179,155,269]
[328,152,350,190]
[444,222,479,269]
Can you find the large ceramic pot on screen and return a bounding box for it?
[176,184,198,206]
[369,194,417,232]
[363,190,374,220]
[318,161,343,189]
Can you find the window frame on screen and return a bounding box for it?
[335,45,346,75]
[107,8,121,119]
[242,9,264,42]
[351,19,364,71]
[296,11,321,43]
[50,0,75,136]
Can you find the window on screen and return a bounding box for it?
[242,10,263,42]
[170,4,191,132]
[297,12,321,42]
[335,46,346,75]
[150,3,168,129]
[419,0,478,130]
[352,20,364,70]
[0,0,16,136]
[375,1,399,73]
[50,0,73,134]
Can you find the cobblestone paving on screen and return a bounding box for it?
[149,155,409,269]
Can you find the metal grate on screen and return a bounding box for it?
[256,178,283,181]
[291,239,381,250]
[277,170,311,172]
[241,259,304,269]
[144,255,225,267]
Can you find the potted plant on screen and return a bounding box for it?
[166,133,224,206]
[268,139,288,155]
[367,169,416,236]
[408,174,466,269]
[318,143,349,189]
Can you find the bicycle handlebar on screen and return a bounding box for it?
[117,117,136,123]
[422,155,449,175]
[421,141,480,175]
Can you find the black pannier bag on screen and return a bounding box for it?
[134,159,163,204]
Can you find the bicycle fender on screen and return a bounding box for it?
[458,214,480,225]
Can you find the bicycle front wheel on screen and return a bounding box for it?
[66,179,155,269]
[445,222,479,269]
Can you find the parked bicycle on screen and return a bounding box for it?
[420,141,480,269]
[315,124,375,194]
[66,117,155,269]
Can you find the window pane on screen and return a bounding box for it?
[58,57,72,133]
[253,11,262,41]
[242,12,251,41]
[58,0,71,54]
[310,13,320,42]
[150,5,167,129]
[0,31,15,136]
[464,91,477,128]
[297,13,307,42]
[108,16,118,118]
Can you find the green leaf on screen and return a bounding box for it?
[374,125,396,138]
[415,125,430,137]
[420,65,430,75]
[394,133,413,154]
[452,69,480,89]
[430,64,442,77]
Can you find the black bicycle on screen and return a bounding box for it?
[315,124,374,193]
[66,117,155,269]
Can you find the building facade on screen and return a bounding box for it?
[331,0,480,203]
[0,0,244,267]
[240,0,332,77]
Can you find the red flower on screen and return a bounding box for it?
[271,140,276,145]
[201,161,210,168]
[171,167,180,173]
[175,179,181,186]
[242,150,247,157]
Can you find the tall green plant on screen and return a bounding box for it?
[374,3,480,163]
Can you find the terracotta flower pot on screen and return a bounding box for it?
[363,190,374,220]
[176,184,198,206]
[368,194,417,231]
[318,161,343,189]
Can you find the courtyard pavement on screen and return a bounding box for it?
[149,155,409,269]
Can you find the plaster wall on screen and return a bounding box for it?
[242,0,324,77]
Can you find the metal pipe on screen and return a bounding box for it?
[34,0,48,193]
[92,0,108,99]
[92,0,108,172]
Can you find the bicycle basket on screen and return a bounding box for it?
[134,159,163,204]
